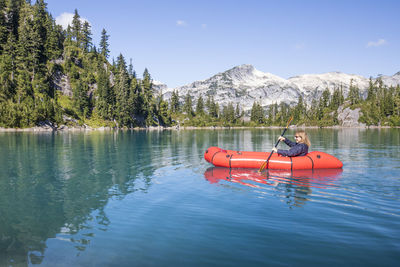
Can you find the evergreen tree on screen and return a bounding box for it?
[294,95,305,121]
[170,90,180,113]
[195,94,204,116]
[71,9,81,46]
[206,95,218,118]
[95,64,112,119]
[347,79,361,105]
[183,91,194,117]
[73,80,89,118]
[222,102,235,124]
[330,87,343,109]
[157,94,170,126]
[321,88,330,108]
[99,28,110,58]
[81,21,92,52]
[0,0,8,53]
[250,101,264,124]
[114,54,131,126]
[366,77,376,101]
[141,68,156,125]
[5,0,23,38]
[0,33,17,99]
[45,16,63,60]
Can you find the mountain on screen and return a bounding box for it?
[156,64,400,112]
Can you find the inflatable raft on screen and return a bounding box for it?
[204,146,343,170]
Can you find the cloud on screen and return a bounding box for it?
[201,24,207,29]
[176,20,187,27]
[55,12,90,29]
[366,38,387,47]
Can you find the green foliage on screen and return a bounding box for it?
[170,89,180,113]
[250,101,264,124]
[99,28,109,58]
[183,91,194,117]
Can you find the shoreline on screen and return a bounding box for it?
[0,125,396,132]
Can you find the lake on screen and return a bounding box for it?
[0,128,399,266]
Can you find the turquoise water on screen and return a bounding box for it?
[0,129,399,266]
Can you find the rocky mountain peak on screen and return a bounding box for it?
[156,66,400,113]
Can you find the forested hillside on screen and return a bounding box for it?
[0,0,170,128]
[0,0,399,129]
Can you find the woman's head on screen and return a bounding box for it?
[294,131,311,147]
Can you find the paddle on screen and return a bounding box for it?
[258,116,293,172]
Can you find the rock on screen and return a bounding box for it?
[337,105,366,127]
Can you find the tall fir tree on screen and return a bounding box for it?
[170,90,180,113]
[99,28,109,58]
[81,21,92,52]
[71,9,81,46]
[195,94,204,116]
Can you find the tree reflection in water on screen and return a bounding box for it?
[0,131,158,266]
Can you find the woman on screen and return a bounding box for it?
[272,130,311,157]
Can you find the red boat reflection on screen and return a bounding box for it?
[204,167,343,189]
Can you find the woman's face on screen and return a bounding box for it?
[294,134,302,143]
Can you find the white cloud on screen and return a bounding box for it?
[201,24,207,29]
[367,38,387,47]
[55,12,90,30]
[176,20,187,27]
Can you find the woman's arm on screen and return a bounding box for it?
[283,138,297,147]
[277,144,308,157]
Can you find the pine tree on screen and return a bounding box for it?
[71,9,81,46]
[366,77,376,101]
[347,79,361,105]
[141,68,156,125]
[235,103,241,120]
[73,80,89,117]
[157,93,170,126]
[330,87,343,109]
[45,15,63,60]
[195,94,204,116]
[5,0,23,38]
[294,95,305,121]
[321,88,330,108]
[222,102,235,124]
[95,64,112,119]
[170,90,180,113]
[0,33,17,99]
[81,21,92,52]
[183,91,194,117]
[99,28,110,58]
[250,101,264,124]
[206,95,218,118]
[114,54,131,126]
[0,0,8,53]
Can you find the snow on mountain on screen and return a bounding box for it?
[155,65,400,111]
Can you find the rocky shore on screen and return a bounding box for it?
[0,124,395,132]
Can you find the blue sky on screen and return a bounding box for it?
[45,0,400,88]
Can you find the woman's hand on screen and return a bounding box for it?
[278,136,285,142]
[272,147,278,153]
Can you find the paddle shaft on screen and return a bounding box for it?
[264,127,288,164]
[259,117,293,172]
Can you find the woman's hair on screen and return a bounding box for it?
[296,131,311,147]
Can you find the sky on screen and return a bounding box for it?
[45,0,400,88]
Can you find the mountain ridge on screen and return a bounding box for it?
[155,65,400,111]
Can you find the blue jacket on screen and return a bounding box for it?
[277,138,308,157]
